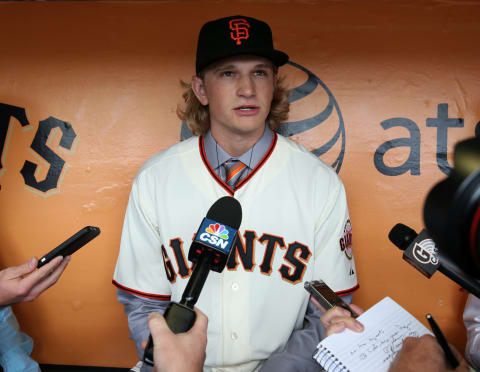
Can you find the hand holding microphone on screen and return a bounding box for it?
[147,307,208,372]
[143,196,242,366]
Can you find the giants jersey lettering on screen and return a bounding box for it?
[162,231,312,285]
[113,134,358,371]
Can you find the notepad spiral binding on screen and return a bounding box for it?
[314,344,350,372]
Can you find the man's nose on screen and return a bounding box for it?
[237,75,255,97]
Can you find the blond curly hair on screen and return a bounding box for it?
[177,75,290,136]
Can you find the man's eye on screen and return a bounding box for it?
[221,71,234,77]
[254,70,268,76]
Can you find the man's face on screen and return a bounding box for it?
[192,55,276,141]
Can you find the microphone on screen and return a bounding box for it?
[389,223,480,298]
[143,196,242,366]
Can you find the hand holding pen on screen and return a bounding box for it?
[388,318,470,372]
[426,313,459,369]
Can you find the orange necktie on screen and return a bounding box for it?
[224,159,247,189]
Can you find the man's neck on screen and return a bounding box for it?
[210,126,266,157]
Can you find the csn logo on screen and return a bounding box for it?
[199,223,230,250]
[412,239,439,265]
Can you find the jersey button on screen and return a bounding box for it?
[231,332,238,340]
[231,283,239,291]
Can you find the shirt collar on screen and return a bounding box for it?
[204,126,274,171]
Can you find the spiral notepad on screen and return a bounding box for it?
[313,297,432,372]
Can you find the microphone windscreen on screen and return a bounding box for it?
[206,196,242,229]
[389,223,418,251]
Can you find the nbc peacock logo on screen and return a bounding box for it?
[206,223,229,240]
[198,219,232,250]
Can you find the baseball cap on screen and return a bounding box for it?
[195,15,289,74]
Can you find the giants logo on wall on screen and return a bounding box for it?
[180,61,346,174]
[0,103,76,196]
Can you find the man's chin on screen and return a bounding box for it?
[231,124,266,137]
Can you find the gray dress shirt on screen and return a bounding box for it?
[203,125,274,184]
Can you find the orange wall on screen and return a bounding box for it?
[0,0,478,367]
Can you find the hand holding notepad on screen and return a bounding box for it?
[313,297,432,372]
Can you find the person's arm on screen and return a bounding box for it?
[388,334,469,372]
[259,299,326,372]
[116,289,170,360]
[0,255,70,307]
[113,170,174,371]
[148,307,207,372]
[260,295,359,372]
[463,293,480,369]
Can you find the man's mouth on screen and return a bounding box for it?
[235,106,258,111]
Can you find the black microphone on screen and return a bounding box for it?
[389,223,480,298]
[143,196,242,366]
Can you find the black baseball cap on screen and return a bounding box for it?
[195,15,289,74]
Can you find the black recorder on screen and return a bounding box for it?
[304,280,358,318]
[37,226,101,268]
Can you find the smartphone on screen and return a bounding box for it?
[304,279,358,318]
[37,226,101,268]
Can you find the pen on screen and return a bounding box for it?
[426,313,459,369]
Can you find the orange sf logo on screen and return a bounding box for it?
[229,18,250,45]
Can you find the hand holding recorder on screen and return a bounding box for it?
[305,280,364,337]
[0,226,100,307]
[0,255,70,307]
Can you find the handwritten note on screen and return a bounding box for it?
[313,297,431,372]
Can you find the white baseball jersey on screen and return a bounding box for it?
[113,133,358,371]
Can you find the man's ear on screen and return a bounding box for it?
[191,76,209,106]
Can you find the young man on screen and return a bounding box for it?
[113,15,358,371]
